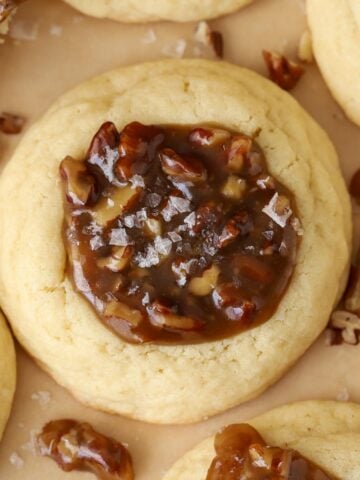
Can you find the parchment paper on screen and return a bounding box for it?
[1,0,360,479]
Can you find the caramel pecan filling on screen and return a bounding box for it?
[61,122,299,344]
[37,420,133,480]
[207,424,333,480]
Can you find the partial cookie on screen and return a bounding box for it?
[163,401,360,479]
[0,311,16,441]
[307,0,360,126]
[63,0,253,23]
[0,59,351,424]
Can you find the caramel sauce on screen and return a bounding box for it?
[61,122,299,344]
[37,420,134,480]
[207,424,334,480]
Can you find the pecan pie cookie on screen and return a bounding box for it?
[163,401,360,479]
[62,0,253,23]
[0,311,16,441]
[0,60,351,424]
[307,0,360,126]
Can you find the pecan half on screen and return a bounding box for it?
[37,420,134,480]
[263,50,304,91]
[115,122,164,181]
[0,112,25,134]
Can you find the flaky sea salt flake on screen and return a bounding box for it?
[109,228,130,246]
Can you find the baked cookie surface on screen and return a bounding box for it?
[0,311,16,441]
[62,0,253,23]
[307,0,360,126]
[0,59,351,424]
[163,401,360,479]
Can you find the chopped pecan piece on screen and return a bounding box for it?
[60,156,96,206]
[0,112,25,134]
[0,0,22,24]
[194,21,224,58]
[193,202,222,234]
[104,301,143,329]
[330,310,360,345]
[222,175,247,200]
[147,299,204,331]
[218,211,252,248]
[97,246,133,272]
[189,127,231,147]
[227,135,252,173]
[213,284,255,323]
[37,419,134,480]
[159,148,207,183]
[263,50,304,91]
[189,265,220,296]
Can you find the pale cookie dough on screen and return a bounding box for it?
[0,59,352,424]
[307,0,360,126]
[0,311,16,441]
[63,0,253,23]
[163,401,360,479]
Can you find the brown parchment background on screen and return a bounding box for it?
[1,0,360,479]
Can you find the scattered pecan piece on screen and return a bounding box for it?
[329,310,360,345]
[263,50,304,91]
[0,112,25,134]
[194,21,224,58]
[37,419,134,480]
[0,0,23,24]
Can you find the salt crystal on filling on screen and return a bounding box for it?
[90,235,105,251]
[142,292,150,305]
[154,236,173,256]
[88,146,119,183]
[109,228,131,246]
[183,211,196,231]
[146,192,161,208]
[161,196,191,222]
[134,245,160,268]
[262,193,292,228]
[168,231,182,243]
[129,174,145,189]
[136,208,148,226]
[124,215,136,228]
